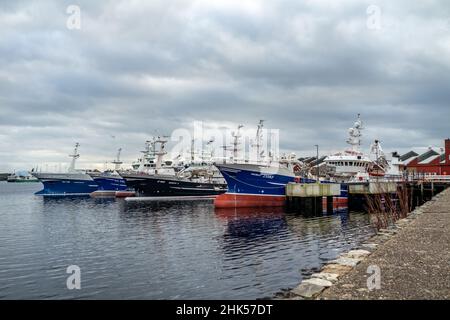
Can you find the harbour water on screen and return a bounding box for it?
[0,182,376,299]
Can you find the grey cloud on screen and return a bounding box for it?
[1,0,450,171]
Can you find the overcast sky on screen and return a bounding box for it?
[1,0,450,171]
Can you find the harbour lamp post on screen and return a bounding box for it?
[314,144,319,183]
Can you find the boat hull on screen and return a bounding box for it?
[214,163,297,208]
[115,190,136,198]
[92,176,127,191]
[89,175,128,197]
[32,173,98,196]
[122,173,227,197]
[214,193,287,208]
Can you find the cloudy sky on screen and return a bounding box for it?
[1,0,450,171]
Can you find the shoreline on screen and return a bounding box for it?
[279,186,450,300]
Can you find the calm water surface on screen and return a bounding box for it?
[0,182,375,299]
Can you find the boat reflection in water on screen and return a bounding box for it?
[215,207,287,238]
[216,205,352,242]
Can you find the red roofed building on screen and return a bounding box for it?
[406,139,450,175]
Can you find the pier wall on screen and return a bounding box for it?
[285,181,450,215]
[285,183,341,215]
[282,185,450,300]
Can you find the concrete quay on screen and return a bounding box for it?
[285,187,450,300]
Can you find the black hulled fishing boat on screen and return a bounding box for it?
[120,136,227,197]
[121,173,227,197]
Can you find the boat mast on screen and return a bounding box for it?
[191,139,195,162]
[68,143,80,173]
[138,141,149,172]
[155,136,168,173]
[204,138,215,163]
[111,148,123,171]
[232,125,243,163]
[370,139,388,176]
[254,120,264,163]
[346,114,363,152]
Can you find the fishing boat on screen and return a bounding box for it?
[122,173,227,197]
[7,172,39,183]
[32,143,99,196]
[131,137,185,172]
[321,114,392,207]
[121,136,227,198]
[324,114,389,183]
[214,121,309,208]
[90,148,129,197]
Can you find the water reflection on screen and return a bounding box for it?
[215,207,287,238]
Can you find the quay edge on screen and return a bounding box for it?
[280,185,450,300]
